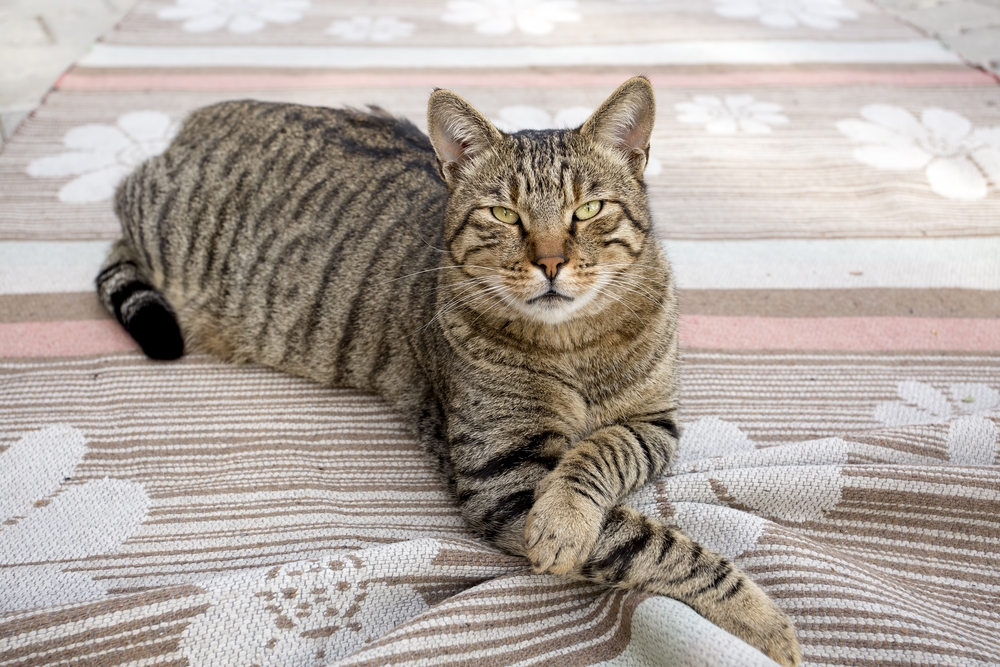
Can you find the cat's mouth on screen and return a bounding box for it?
[526,289,574,306]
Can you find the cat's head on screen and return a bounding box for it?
[427,77,662,327]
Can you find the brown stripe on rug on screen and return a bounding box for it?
[679,288,1000,318]
[0,293,109,322]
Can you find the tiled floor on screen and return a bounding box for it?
[1,0,998,150]
[0,0,137,146]
[882,0,1000,71]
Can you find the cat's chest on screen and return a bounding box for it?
[561,356,656,436]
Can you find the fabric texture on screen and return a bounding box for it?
[1,1,999,665]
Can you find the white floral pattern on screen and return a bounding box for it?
[675,95,789,135]
[837,105,1000,201]
[669,418,847,523]
[712,0,858,30]
[27,111,177,204]
[180,541,446,666]
[657,418,848,555]
[492,105,592,132]
[875,381,999,426]
[326,16,415,42]
[157,0,309,34]
[635,408,1000,563]
[492,105,662,176]
[674,416,755,462]
[875,381,999,465]
[0,425,150,612]
[441,0,581,35]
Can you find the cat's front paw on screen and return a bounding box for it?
[524,481,604,575]
[763,618,802,667]
[716,579,802,667]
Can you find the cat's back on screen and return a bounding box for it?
[115,100,449,387]
[123,99,441,209]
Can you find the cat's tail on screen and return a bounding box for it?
[96,238,184,360]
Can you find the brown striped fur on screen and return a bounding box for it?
[97,77,800,665]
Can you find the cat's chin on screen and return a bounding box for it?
[525,291,574,307]
[511,289,597,326]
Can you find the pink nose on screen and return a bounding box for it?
[536,256,565,279]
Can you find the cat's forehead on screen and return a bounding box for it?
[492,129,603,204]
[503,128,573,161]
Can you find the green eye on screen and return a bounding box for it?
[575,200,602,220]
[491,206,520,224]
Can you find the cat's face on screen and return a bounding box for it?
[444,131,651,325]
[428,78,657,326]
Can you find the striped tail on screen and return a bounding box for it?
[97,239,184,361]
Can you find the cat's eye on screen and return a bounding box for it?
[491,206,520,224]
[574,200,602,221]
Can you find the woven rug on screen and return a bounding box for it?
[2,1,999,665]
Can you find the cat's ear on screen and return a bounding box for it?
[427,89,502,187]
[579,76,656,180]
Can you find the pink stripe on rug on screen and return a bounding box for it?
[679,316,1000,351]
[3,317,996,358]
[0,320,139,357]
[56,69,997,92]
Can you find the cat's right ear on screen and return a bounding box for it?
[427,89,502,188]
[579,76,656,180]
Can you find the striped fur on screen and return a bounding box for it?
[97,77,800,665]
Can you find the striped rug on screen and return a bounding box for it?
[1,1,998,666]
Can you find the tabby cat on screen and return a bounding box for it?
[97,77,800,665]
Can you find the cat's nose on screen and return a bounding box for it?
[536,256,565,279]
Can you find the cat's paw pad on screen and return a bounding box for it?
[524,483,603,575]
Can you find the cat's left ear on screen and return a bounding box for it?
[579,76,656,180]
[427,89,503,188]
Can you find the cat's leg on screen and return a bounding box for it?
[524,417,679,574]
[447,420,800,666]
[449,431,560,558]
[574,505,801,667]
[521,419,801,666]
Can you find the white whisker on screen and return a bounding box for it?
[609,275,665,307]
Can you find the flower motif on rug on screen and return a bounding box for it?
[180,548,430,666]
[673,416,756,463]
[26,111,176,204]
[675,95,789,134]
[326,16,415,42]
[658,407,998,559]
[651,418,849,557]
[874,381,999,465]
[671,418,848,524]
[712,0,858,29]
[0,425,150,612]
[492,105,593,132]
[441,0,581,35]
[492,105,662,176]
[157,0,310,33]
[837,105,1000,201]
